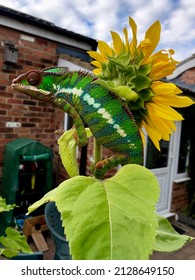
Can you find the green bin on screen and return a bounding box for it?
[0,138,53,235]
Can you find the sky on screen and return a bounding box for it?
[1,0,195,62]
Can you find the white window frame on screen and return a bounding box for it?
[172,122,190,183]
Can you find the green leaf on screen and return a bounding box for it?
[95,79,138,101]
[0,196,15,212]
[132,74,152,92]
[154,215,192,252]
[139,88,154,102]
[0,247,19,258]
[28,164,160,260]
[0,227,32,258]
[138,64,152,76]
[113,86,139,101]
[58,128,92,177]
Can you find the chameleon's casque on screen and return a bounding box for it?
[12,67,143,178]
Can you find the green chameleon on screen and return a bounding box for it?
[12,67,143,178]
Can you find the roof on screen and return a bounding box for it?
[166,54,195,94]
[170,77,195,93]
[167,54,195,80]
[0,5,97,50]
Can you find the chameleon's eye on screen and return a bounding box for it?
[27,71,42,86]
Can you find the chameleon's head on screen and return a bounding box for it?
[12,67,69,101]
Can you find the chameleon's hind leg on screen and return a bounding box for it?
[93,153,130,179]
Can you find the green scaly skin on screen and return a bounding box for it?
[12,67,143,179]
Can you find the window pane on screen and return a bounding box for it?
[146,139,169,169]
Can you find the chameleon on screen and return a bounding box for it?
[12,67,143,179]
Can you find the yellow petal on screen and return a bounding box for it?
[141,20,161,63]
[150,64,176,80]
[163,119,176,131]
[145,20,161,52]
[142,119,160,150]
[93,68,102,75]
[148,102,184,121]
[98,41,112,57]
[123,27,129,50]
[148,113,172,140]
[149,50,178,79]
[139,128,146,147]
[146,106,173,139]
[91,60,102,68]
[174,86,183,94]
[87,51,107,63]
[171,95,195,107]
[140,38,151,48]
[155,94,194,108]
[129,17,137,54]
[151,81,178,95]
[110,31,123,55]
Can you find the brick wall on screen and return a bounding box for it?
[171,181,189,213]
[181,68,195,84]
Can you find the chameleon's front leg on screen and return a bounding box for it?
[54,98,87,147]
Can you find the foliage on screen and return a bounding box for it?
[0,227,32,258]
[0,196,15,213]
[28,147,192,259]
[154,215,192,252]
[0,196,32,258]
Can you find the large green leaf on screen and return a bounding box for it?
[154,215,192,252]
[58,128,92,177]
[0,227,32,258]
[28,164,160,260]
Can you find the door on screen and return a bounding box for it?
[145,131,177,215]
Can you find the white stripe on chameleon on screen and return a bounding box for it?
[55,87,128,139]
[83,93,101,108]
[83,94,127,138]
[55,86,84,97]
[97,108,127,138]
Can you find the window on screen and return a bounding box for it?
[177,119,190,176]
[145,139,169,169]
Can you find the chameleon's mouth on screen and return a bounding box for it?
[12,70,51,98]
[12,82,49,96]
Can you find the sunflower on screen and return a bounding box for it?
[88,17,194,150]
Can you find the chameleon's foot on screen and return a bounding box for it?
[92,154,130,180]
